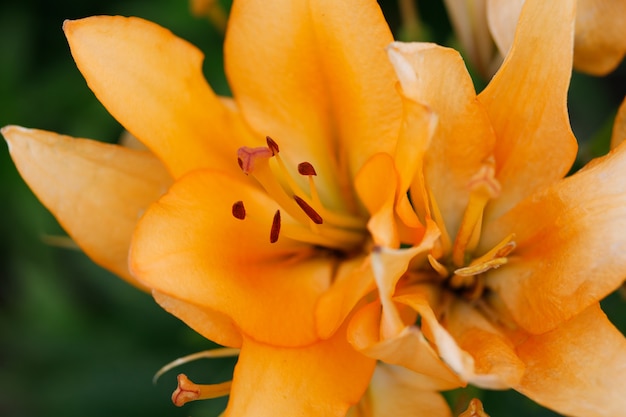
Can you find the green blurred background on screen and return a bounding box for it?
[0,1,624,416]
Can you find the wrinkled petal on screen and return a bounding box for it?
[225,326,375,417]
[348,301,463,389]
[225,0,401,210]
[348,363,453,417]
[64,16,254,178]
[479,0,578,219]
[152,291,242,348]
[515,304,626,417]
[130,169,333,347]
[2,126,171,288]
[445,301,526,388]
[387,42,495,238]
[483,141,626,333]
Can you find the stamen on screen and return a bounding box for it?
[294,195,323,224]
[270,210,281,243]
[298,162,317,176]
[232,201,246,220]
[428,254,449,278]
[454,257,508,277]
[237,146,273,174]
[172,374,232,406]
[266,136,280,155]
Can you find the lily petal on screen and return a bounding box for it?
[130,169,332,347]
[64,16,254,178]
[2,126,171,288]
[479,0,578,219]
[515,304,626,417]
[387,42,495,237]
[152,291,242,348]
[610,97,626,150]
[572,0,626,75]
[224,327,375,417]
[224,0,401,209]
[348,363,453,417]
[483,141,626,334]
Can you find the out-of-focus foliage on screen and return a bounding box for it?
[0,1,624,416]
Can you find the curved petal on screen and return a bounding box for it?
[2,126,171,289]
[152,291,242,348]
[443,0,496,78]
[348,364,452,417]
[64,16,254,178]
[348,301,463,389]
[486,0,525,60]
[573,0,626,75]
[224,327,375,417]
[224,0,402,210]
[387,42,496,238]
[479,0,578,219]
[610,96,626,150]
[130,169,333,347]
[515,304,626,417]
[483,141,626,334]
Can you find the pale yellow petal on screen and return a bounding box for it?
[3,126,171,288]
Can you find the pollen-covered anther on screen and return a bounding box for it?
[172,374,232,407]
[266,136,280,155]
[294,195,323,224]
[237,146,274,175]
[298,162,317,176]
[270,210,281,243]
[232,201,246,220]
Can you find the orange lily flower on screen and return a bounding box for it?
[4,0,445,414]
[444,0,626,77]
[351,0,626,416]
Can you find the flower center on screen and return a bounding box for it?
[425,158,516,301]
[231,136,368,251]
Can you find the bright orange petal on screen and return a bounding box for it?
[479,0,578,219]
[224,327,375,417]
[225,0,401,209]
[2,126,171,289]
[64,16,254,178]
[482,141,626,334]
[573,0,626,75]
[387,42,495,238]
[152,291,242,348]
[348,364,453,417]
[130,169,332,347]
[515,304,626,417]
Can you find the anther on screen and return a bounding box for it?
[171,374,232,407]
[232,201,246,220]
[298,162,317,176]
[266,136,280,155]
[237,146,273,175]
[294,195,323,224]
[270,210,281,243]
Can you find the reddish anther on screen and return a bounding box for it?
[297,162,317,176]
[270,210,281,243]
[266,136,280,155]
[294,196,323,224]
[237,146,273,174]
[232,201,246,220]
